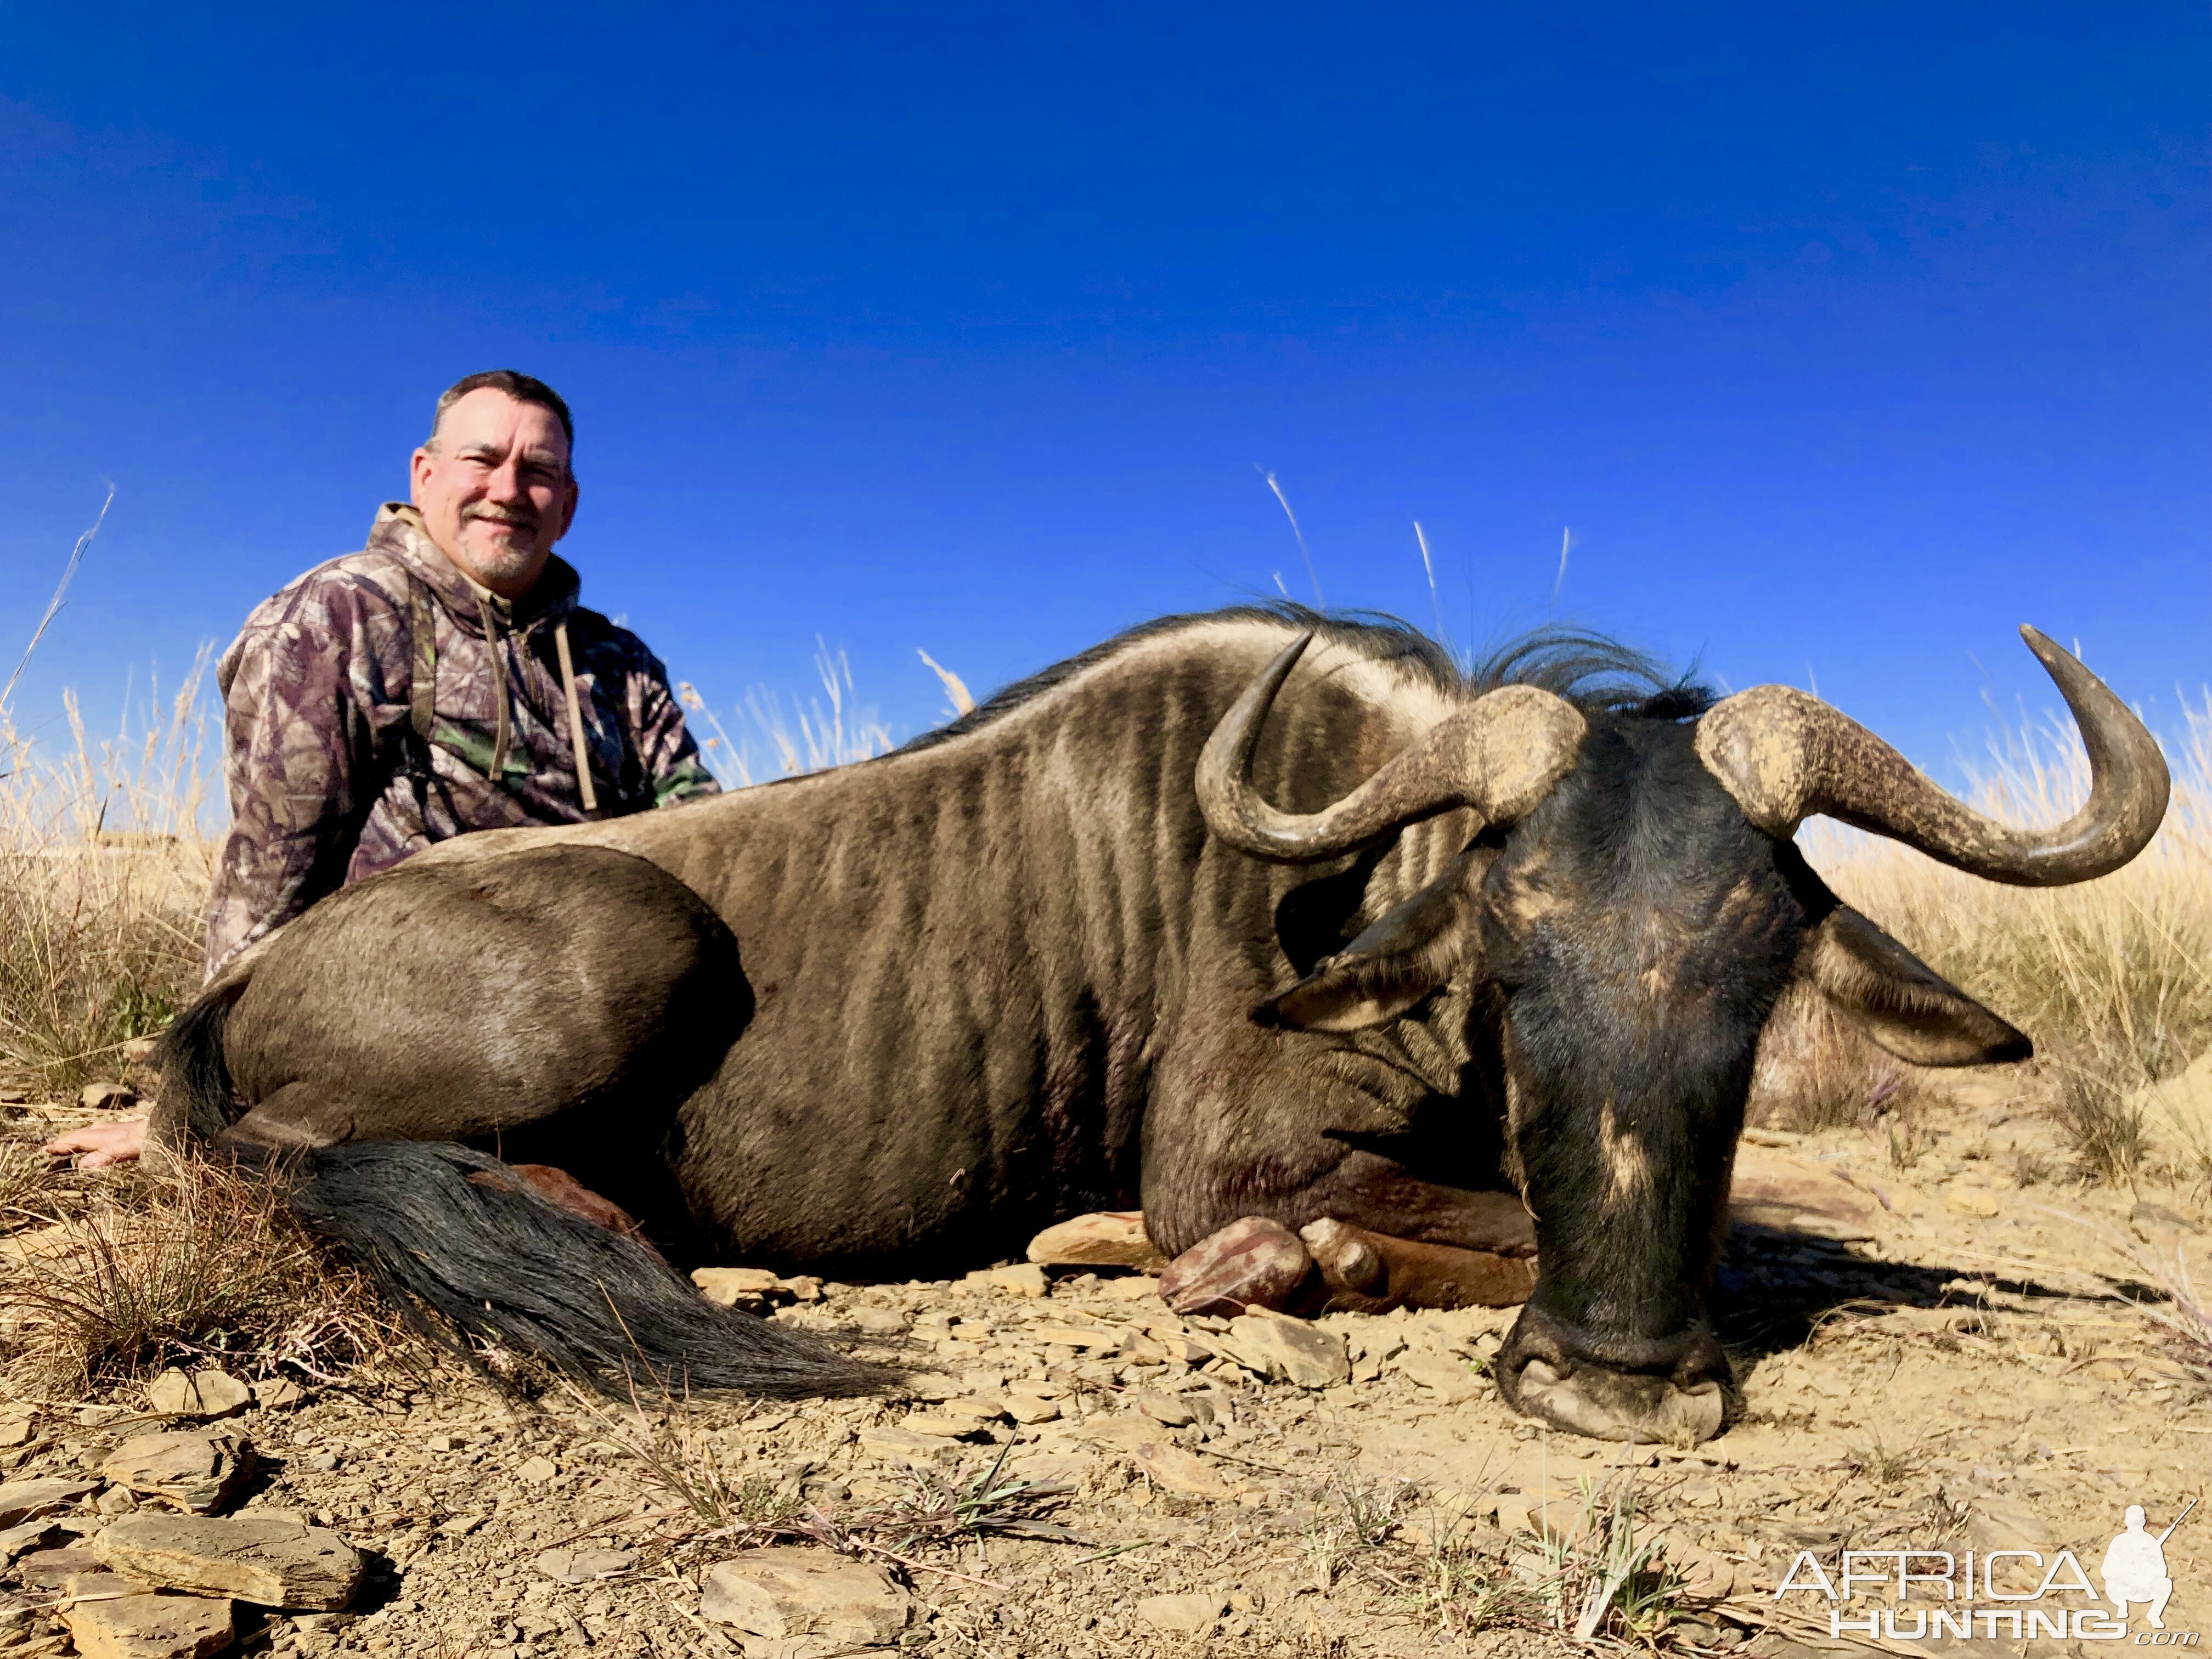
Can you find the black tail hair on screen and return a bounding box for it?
[280,1141,895,1398]
[157,983,895,1400]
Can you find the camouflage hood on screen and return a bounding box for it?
[204,504,719,975]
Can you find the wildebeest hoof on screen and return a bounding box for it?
[1508,1357,1726,1444]
[1298,1218,1387,1296]
[1160,1217,1312,1316]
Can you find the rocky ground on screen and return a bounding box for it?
[1,1087,2207,1659]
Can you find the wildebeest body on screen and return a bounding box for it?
[161,603,2165,1435]
[217,616,1508,1273]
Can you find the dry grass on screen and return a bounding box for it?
[1,1153,409,1395]
[0,652,218,1097]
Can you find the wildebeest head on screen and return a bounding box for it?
[1198,627,2167,1441]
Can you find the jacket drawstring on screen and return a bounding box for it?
[553,618,600,813]
[471,591,512,781]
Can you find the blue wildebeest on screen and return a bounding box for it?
[157,608,2165,1439]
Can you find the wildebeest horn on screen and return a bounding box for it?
[1695,626,2169,886]
[1197,633,1589,861]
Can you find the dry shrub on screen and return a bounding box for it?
[0,653,218,1097]
[4,1154,409,1394]
[1794,695,2212,1175]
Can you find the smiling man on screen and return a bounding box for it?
[49,370,719,1166]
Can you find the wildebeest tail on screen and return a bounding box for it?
[153,975,252,1143]
[278,1140,896,1400]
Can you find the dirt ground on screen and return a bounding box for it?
[3,1087,2207,1659]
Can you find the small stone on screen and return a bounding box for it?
[700,1546,912,1643]
[1099,1274,1164,1300]
[899,1414,986,1440]
[1025,1212,1169,1272]
[60,1587,233,1659]
[94,1513,363,1611]
[955,1263,1049,1298]
[0,1477,100,1528]
[99,1432,253,1516]
[848,1308,906,1336]
[1393,1349,1485,1404]
[1136,1592,1224,1634]
[1219,1313,1350,1388]
[782,1274,823,1302]
[436,1514,486,1538]
[144,1370,252,1421]
[1002,1389,1062,1424]
[0,1416,36,1448]
[80,1081,138,1111]
[1944,1184,2001,1218]
[249,1380,306,1412]
[78,1403,129,1426]
[691,1267,783,1307]
[94,1486,139,1516]
[1131,1390,1195,1427]
[857,1426,948,1463]
[533,1548,635,1584]
[1130,1443,1235,1498]
[1028,1322,1118,1350]
[513,1455,558,1486]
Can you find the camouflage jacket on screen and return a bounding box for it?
[203,503,720,977]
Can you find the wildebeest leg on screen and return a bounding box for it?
[1297,1217,1536,1312]
[201,844,750,1259]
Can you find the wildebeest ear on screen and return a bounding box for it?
[1807,906,2032,1065]
[1258,852,1482,1032]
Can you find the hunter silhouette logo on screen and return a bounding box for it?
[2103,1500,2193,1631]
[1771,1498,2199,1645]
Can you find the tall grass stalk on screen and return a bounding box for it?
[0,653,219,1096]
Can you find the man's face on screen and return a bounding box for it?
[409,388,579,597]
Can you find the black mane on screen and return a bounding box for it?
[898,605,1710,754]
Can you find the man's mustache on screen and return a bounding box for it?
[463,505,539,533]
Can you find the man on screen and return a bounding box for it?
[49,370,720,1166]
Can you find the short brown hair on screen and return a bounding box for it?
[428,370,575,454]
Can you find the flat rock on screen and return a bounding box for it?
[699,1546,912,1644]
[1136,1592,1224,1634]
[856,1426,949,1463]
[692,1267,784,1307]
[1729,1147,1882,1240]
[1130,1390,1195,1427]
[1393,1348,1485,1404]
[144,1371,252,1421]
[533,1548,635,1585]
[1130,1443,1235,1498]
[1220,1312,1350,1388]
[1025,1211,1169,1272]
[16,1545,105,1588]
[0,1518,59,1562]
[954,1263,1048,1298]
[60,1586,233,1659]
[94,1514,362,1610]
[81,1081,139,1111]
[98,1432,253,1516]
[0,1477,99,1528]
[1944,1183,2001,1218]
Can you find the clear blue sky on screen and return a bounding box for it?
[3,5,2204,785]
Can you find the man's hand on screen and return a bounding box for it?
[43,1116,148,1168]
